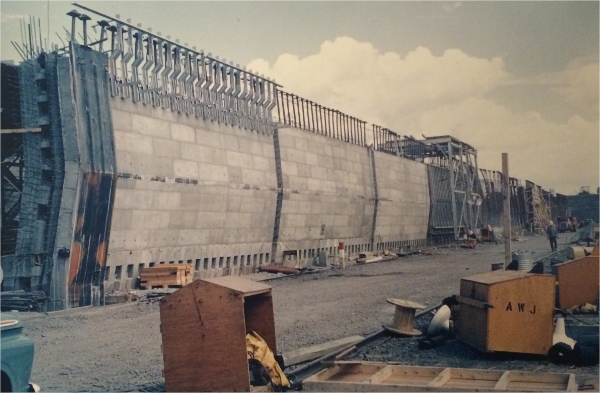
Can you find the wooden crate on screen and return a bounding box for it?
[159,276,277,392]
[457,270,555,355]
[139,264,193,288]
[555,254,599,309]
[303,361,577,392]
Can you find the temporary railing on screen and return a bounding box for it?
[275,90,367,147]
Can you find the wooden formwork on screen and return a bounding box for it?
[303,361,577,391]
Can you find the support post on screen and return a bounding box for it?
[502,153,511,269]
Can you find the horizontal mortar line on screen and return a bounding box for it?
[116,172,280,192]
[281,188,371,200]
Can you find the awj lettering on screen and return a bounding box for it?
[505,302,536,314]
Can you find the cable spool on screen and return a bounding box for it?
[382,298,426,336]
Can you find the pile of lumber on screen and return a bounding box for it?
[140,264,193,289]
[0,290,47,312]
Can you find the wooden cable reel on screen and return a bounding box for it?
[382,298,427,336]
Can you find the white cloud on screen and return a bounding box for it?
[1,13,28,24]
[248,36,599,194]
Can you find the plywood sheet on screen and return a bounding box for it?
[556,256,599,309]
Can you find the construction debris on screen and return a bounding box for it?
[0,290,47,312]
[139,264,193,289]
[258,265,299,275]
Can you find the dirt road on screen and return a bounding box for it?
[17,234,592,392]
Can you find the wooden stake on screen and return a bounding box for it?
[502,153,511,269]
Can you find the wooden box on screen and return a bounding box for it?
[159,276,277,392]
[303,361,577,392]
[457,270,555,355]
[140,264,193,288]
[555,254,599,309]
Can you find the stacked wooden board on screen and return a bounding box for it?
[303,361,577,392]
[139,264,193,289]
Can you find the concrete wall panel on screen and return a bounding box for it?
[373,151,430,248]
[106,98,277,289]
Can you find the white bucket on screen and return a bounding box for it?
[517,253,532,272]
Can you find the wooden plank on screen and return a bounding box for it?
[494,371,511,390]
[370,365,393,384]
[565,374,577,392]
[1,127,42,134]
[427,368,451,388]
[283,335,364,367]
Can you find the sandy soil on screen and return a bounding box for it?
[14,233,596,392]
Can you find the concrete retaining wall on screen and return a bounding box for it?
[275,127,375,266]
[105,99,277,291]
[372,151,429,250]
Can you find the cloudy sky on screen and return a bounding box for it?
[1,1,598,194]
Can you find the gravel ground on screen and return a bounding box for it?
[13,233,597,392]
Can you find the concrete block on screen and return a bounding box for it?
[110,209,132,230]
[228,166,243,184]
[152,192,181,210]
[262,142,275,158]
[195,128,221,149]
[180,143,214,163]
[281,161,298,177]
[198,162,228,182]
[307,178,321,192]
[174,159,199,179]
[245,139,264,156]
[305,152,318,166]
[226,150,253,168]
[225,212,252,228]
[114,131,154,155]
[252,155,271,172]
[296,163,312,178]
[114,188,154,210]
[177,229,210,246]
[241,168,266,185]
[111,109,133,132]
[287,148,307,164]
[310,166,328,180]
[197,211,227,229]
[153,138,180,158]
[227,195,242,212]
[132,113,171,138]
[169,210,197,229]
[171,123,195,142]
[222,134,239,151]
[130,210,170,230]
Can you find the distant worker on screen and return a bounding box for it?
[547,221,559,252]
[467,230,477,248]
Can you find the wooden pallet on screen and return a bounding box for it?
[140,264,193,289]
[303,361,577,392]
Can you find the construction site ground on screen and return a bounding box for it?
[16,233,598,392]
